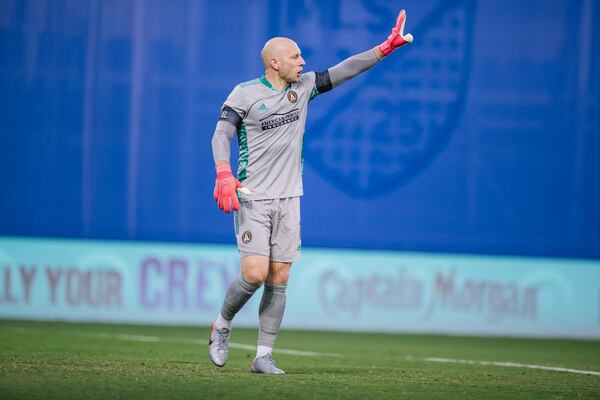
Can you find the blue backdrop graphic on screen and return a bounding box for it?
[1,0,599,258]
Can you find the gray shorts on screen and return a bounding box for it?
[234,197,301,262]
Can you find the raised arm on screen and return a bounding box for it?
[316,9,414,92]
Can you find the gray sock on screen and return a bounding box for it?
[257,283,287,347]
[220,275,261,321]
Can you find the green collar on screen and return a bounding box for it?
[260,75,290,93]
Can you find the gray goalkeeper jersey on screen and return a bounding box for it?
[216,48,380,201]
[221,72,326,201]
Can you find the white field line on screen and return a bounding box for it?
[4,326,342,357]
[7,326,598,374]
[411,356,600,377]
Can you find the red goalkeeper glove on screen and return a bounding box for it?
[213,163,249,213]
[378,9,414,56]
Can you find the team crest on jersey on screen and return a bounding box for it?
[287,90,298,103]
[241,231,253,244]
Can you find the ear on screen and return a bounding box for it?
[270,58,279,71]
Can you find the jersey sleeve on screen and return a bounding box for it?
[303,71,333,101]
[221,85,248,127]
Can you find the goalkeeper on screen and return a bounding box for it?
[210,9,413,375]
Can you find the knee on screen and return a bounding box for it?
[243,269,267,285]
[241,256,269,285]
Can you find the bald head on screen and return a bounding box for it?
[260,37,305,87]
[261,37,299,69]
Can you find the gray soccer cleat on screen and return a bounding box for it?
[250,353,285,375]
[208,323,230,367]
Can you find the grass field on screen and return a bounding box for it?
[1,320,599,399]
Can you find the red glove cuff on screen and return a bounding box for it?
[378,41,394,56]
[216,163,232,178]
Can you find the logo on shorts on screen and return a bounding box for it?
[241,231,253,244]
[287,90,298,103]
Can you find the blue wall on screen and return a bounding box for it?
[1,0,599,258]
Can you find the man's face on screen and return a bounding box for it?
[276,42,305,83]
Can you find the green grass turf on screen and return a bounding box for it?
[0,320,599,399]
